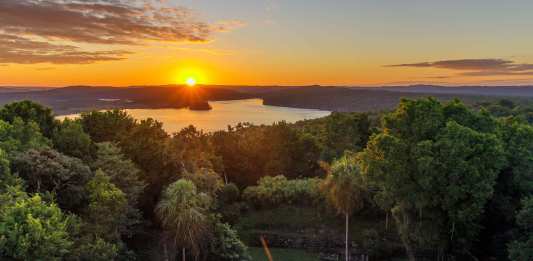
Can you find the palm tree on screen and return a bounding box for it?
[321,153,365,261]
[156,179,211,261]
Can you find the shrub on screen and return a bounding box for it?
[242,176,322,208]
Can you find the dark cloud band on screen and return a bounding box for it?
[386,58,533,77]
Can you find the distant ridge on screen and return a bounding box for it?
[1,85,532,114]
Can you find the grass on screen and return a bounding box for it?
[249,247,319,261]
[236,205,390,243]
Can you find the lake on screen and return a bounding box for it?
[58,99,330,133]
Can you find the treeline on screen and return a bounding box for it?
[0,98,532,261]
[0,100,372,260]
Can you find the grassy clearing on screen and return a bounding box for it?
[249,247,319,261]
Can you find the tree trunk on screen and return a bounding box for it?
[386,212,389,231]
[182,247,186,261]
[163,242,169,261]
[345,213,350,261]
[393,211,416,261]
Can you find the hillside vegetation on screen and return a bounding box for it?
[0,98,532,260]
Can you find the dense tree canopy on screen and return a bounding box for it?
[1,98,532,261]
[0,118,50,155]
[0,100,58,137]
[508,197,533,261]
[359,98,506,259]
[12,148,93,212]
[212,122,323,186]
[0,186,73,260]
[52,119,94,161]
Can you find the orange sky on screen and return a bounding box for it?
[2,0,533,87]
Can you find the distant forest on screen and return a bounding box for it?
[0,97,532,260]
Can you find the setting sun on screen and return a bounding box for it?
[186,77,197,87]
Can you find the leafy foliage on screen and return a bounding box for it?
[212,122,323,186]
[0,100,58,137]
[80,110,136,143]
[359,98,506,258]
[52,119,94,161]
[243,175,322,208]
[0,118,50,155]
[156,179,212,259]
[209,222,252,261]
[89,142,144,231]
[0,186,73,260]
[508,197,533,261]
[12,148,93,212]
[84,170,129,242]
[321,153,366,216]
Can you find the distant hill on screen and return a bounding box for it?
[1,85,532,115]
[0,85,252,115]
[376,85,533,97]
[260,86,533,112]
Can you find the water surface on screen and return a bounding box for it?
[59,99,330,133]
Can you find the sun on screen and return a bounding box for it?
[186,77,197,87]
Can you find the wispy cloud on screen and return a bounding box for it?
[35,67,56,71]
[0,0,243,64]
[211,20,246,33]
[0,33,130,64]
[386,58,533,77]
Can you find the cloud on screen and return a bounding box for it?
[0,34,129,64]
[0,0,242,64]
[35,67,56,71]
[211,20,246,33]
[386,58,533,77]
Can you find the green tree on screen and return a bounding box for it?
[212,122,323,186]
[323,112,371,161]
[508,197,533,261]
[182,167,224,198]
[209,222,251,261]
[12,148,93,212]
[79,109,136,143]
[0,148,17,192]
[0,100,58,137]
[0,186,73,260]
[0,118,50,156]
[359,98,506,260]
[84,170,129,242]
[156,179,211,261]
[321,154,366,261]
[52,118,94,161]
[475,118,533,259]
[90,142,145,232]
[172,125,223,174]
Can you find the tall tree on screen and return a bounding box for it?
[52,118,94,161]
[321,153,366,261]
[79,109,136,143]
[359,98,506,260]
[156,179,211,261]
[0,100,58,137]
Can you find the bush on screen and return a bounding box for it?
[209,222,251,261]
[242,176,323,208]
[219,183,240,204]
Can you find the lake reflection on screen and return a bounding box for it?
[59,99,330,133]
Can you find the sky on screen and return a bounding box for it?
[2,0,533,87]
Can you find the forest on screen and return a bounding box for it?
[0,97,532,261]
